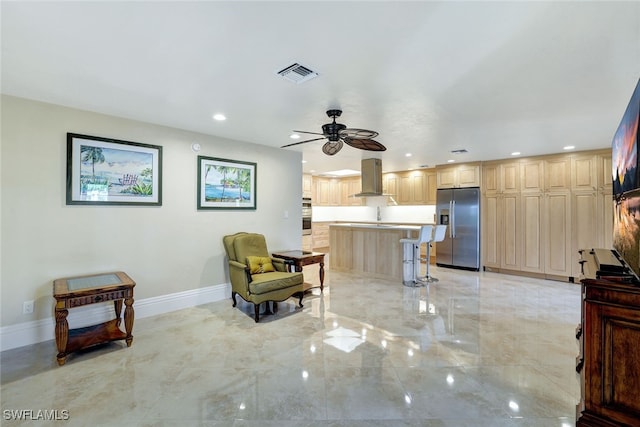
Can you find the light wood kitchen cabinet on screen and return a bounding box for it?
[398,170,428,205]
[481,149,611,281]
[425,170,437,204]
[481,191,521,271]
[544,157,571,191]
[571,154,598,191]
[544,191,572,277]
[598,188,613,249]
[501,193,521,270]
[598,152,613,190]
[302,174,313,198]
[571,190,599,277]
[520,192,544,273]
[383,173,398,199]
[383,169,436,205]
[482,193,500,269]
[340,177,364,206]
[483,164,499,193]
[436,163,481,189]
[483,161,520,194]
[312,222,331,249]
[520,159,544,193]
[314,177,340,206]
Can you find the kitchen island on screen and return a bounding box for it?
[329,223,423,281]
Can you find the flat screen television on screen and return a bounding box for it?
[612,78,640,278]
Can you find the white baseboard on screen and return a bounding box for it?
[0,283,230,352]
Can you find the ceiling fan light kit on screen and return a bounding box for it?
[281,109,386,155]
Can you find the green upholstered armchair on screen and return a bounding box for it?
[222,232,304,322]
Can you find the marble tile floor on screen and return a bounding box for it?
[1,263,582,426]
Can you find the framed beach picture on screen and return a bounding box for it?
[66,133,162,205]
[197,156,256,210]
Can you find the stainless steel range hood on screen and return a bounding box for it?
[354,158,384,197]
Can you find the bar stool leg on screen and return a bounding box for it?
[418,243,439,283]
[402,241,417,287]
[413,243,423,286]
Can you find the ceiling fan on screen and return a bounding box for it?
[281,109,386,156]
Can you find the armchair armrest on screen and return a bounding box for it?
[271,257,292,272]
[228,259,253,286]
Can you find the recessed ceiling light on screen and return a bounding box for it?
[290,133,300,139]
[447,159,455,163]
[563,145,575,150]
[301,160,307,164]
[511,151,521,156]
[212,113,226,121]
[405,153,412,157]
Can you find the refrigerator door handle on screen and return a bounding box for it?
[451,200,456,238]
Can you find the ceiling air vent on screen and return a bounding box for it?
[451,149,468,154]
[276,63,319,84]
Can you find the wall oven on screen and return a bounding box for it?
[302,197,312,235]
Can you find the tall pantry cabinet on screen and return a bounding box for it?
[481,149,612,281]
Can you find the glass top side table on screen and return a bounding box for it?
[53,271,135,366]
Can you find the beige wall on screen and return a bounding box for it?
[0,95,303,327]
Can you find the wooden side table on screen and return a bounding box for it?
[272,250,325,291]
[53,271,135,366]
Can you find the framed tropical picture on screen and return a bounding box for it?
[197,156,256,210]
[66,133,162,205]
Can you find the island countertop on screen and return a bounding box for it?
[329,223,429,231]
[329,223,429,281]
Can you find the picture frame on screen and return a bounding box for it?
[197,156,256,210]
[66,133,162,206]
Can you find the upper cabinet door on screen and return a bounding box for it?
[302,174,313,198]
[483,163,499,193]
[545,157,571,192]
[571,155,597,191]
[457,164,481,188]
[501,162,520,193]
[521,160,544,193]
[436,167,457,189]
[598,152,613,191]
[437,163,480,189]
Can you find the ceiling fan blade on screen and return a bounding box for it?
[322,141,343,156]
[280,137,327,148]
[340,128,379,139]
[292,130,326,136]
[343,137,387,151]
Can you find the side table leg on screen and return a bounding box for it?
[114,299,123,326]
[55,308,69,366]
[319,261,325,292]
[124,297,134,347]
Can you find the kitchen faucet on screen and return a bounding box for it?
[376,206,382,222]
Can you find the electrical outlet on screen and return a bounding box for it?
[23,300,34,314]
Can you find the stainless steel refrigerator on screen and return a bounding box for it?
[436,188,480,271]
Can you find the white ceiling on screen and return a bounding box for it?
[2,1,639,175]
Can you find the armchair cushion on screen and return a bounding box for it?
[246,256,275,274]
[248,271,302,295]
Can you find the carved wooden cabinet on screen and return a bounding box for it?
[577,250,640,426]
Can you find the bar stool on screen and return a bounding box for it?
[420,224,447,283]
[400,225,433,287]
